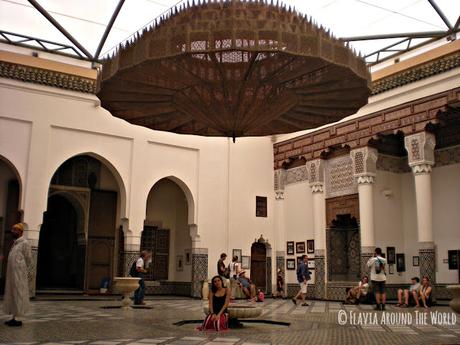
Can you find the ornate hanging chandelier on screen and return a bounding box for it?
[98,0,370,139]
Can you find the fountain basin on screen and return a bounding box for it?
[113,277,140,308]
[447,285,460,314]
[203,304,262,319]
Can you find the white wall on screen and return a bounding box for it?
[0,77,276,281]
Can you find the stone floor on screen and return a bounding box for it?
[0,298,459,345]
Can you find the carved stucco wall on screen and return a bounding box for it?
[325,155,357,199]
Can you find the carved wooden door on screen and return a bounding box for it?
[141,226,169,280]
[250,242,266,291]
[85,190,117,290]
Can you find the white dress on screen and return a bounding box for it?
[3,236,32,317]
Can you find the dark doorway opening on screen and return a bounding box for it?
[37,194,84,289]
[327,214,361,282]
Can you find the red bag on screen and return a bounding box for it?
[198,313,228,331]
[257,290,265,302]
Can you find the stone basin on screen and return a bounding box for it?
[203,304,262,319]
[447,285,460,314]
[113,277,140,309]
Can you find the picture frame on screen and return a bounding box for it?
[184,249,191,265]
[308,259,315,269]
[286,259,295,270]
[176,255,184,271]
[412,256,419,267]
[448,250,459,270]
[307,239,314,254]
[396,253,405,272]
[389,265,394,274]
[241,256,250,269]
[287,241,295,255]
[387,247,395,264]
[232,249,242,261]
[296,241,305,254]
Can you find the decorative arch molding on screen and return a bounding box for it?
[46,151,128,219]
[0,154,24,211]
[326,194,360,228]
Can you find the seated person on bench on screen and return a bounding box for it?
[237,270,256,301]
[396,277,420,307]
[345,276,369,304]
[417,276,433,308]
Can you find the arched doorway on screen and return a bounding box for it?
[37,154,122,292]
[37,194,84,289]
[0,157,21,294]
[143,178,191,285]
[327,214,361,282]
[250,235,271,294]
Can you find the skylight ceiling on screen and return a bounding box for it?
[0,0,459,65]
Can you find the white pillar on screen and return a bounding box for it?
[274,169,286,294]
[357,176,375,248]
[404,132,436,282]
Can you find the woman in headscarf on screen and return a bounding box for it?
[3,223,32,327]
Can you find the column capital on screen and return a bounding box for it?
[309,182,324,193]
[350,146,378,182]
[404,132,436,169]
[411,163,432,175]
[275,190,285,200]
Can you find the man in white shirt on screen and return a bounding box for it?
[134,250,151,305]
[367,247,387,311]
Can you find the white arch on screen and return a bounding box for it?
[0,154,23,213]
[144,175,196,226]
[46,151,128,218]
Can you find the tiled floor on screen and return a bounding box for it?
[0,298,458,345]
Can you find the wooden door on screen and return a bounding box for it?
[141,226,169,281]
[250,242,267,291]
[85,190,117,290]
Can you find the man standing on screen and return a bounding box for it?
[3,223,32,327]
[132,250,151,305]
[217,253,229,279]
[292,255,310,306]
[367,247,387,310]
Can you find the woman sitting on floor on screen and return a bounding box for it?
[344,276,369,304]
[198,275,231,331]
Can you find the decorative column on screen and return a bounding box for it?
[190,224,208,298]
[274,169,286,295]
[404,132,436,283]
[24,231,38,298]
[307,159,326,299]
[351,147,378,277]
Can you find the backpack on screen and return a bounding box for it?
[375,258,385,274]
[129,260,138,277]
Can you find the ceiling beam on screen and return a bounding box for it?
[94,0,126,59]
[340,30,447,41]
[427,0,453,30]
[27,0,93,60]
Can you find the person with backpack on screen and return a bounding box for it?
[367,247,387,311]
[292,255,310,306]
[129,250,151,305]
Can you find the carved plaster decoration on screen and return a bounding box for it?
[404,132,436,173]
[325,155,357,199]
[310,184,324,193]
[350,147,378,180]
[274,169,286,191]
[275,190,285,200]
[377,154,411,173]
[356,175,375,184]
[434,145,460,168]
[285,166,308,185]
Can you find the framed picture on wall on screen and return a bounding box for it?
[286,259,295,270]
[308,259,315,269]
[448,250,459,270]
[413,256,419,267]
[389,265,394,274]
[232,249,242,261]
[396,253,405,272]
[241,256,250,269]
[307,240,314,254]
[296,241,305,254]
[287,241,295,255]
[176,255,184,271]
[387,247,396,264]
[184,249,191,265]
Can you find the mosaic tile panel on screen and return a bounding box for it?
[145,281,191,295]
[314,254,325,299]
[29,246,38,298]
[360,251,374,279]
[191,251,208,298]
[419,247,436,283]
[286,283,315,299]
[325,155,357,199]
[266,256,272,295]
[122,251,138,277]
